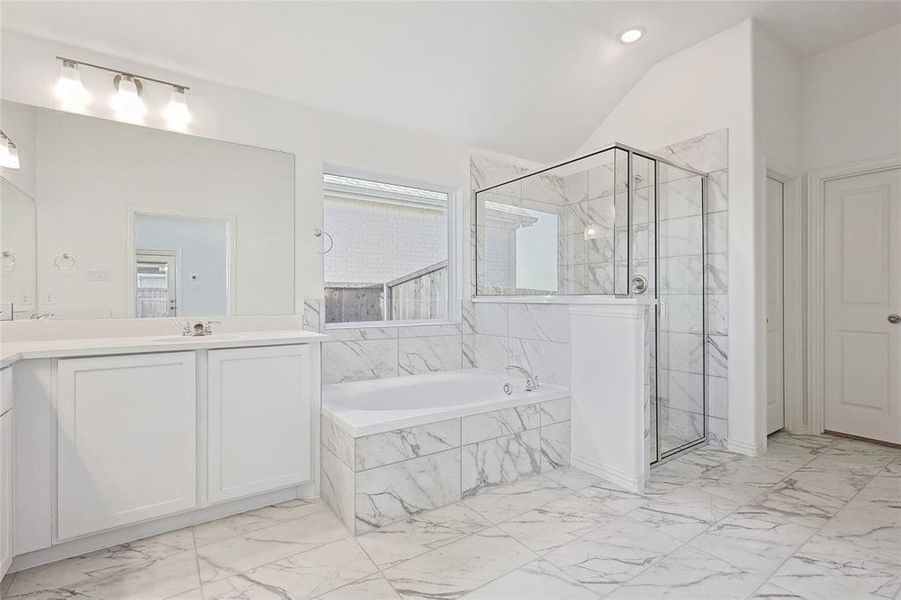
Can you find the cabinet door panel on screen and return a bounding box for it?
[208,345,311,502]
[57,353,196,540]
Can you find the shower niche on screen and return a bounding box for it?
[474,144,709,463]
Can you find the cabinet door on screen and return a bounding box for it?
[0,410,12,577]
[57,353,196,540]
[208,345,311,502]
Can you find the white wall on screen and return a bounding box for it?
[579,20,762,454]
[0,29,531,322]
[801,24,901,171]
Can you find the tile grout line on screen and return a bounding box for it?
[190,527,206,600]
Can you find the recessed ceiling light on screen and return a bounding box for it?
[619,27,645,44]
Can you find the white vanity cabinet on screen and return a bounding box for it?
[56,353,197,540]
[6,332,322,571]
[208,345,313,502]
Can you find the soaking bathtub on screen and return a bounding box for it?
[319,369,573,533]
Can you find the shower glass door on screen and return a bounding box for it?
[654,162,707,458]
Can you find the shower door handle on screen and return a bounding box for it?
[631,274,649,295]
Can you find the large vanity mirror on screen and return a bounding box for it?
[0,100,295,320]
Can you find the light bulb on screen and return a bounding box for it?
[163,86,191,130]
[53,60,92,110]
[111,74,146,123]
[0,142,20,170]
[619,27,645,44]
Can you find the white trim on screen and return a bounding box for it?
[764,159,804,434]
[126,207,238,319]
[727,437,766,457]
[806,154,901,435]
[571,453,645,493]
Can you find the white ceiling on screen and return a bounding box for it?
[2,1,899,162]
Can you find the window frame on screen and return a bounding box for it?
[321,164,461,330]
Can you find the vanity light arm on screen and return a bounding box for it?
[55,56,190,91]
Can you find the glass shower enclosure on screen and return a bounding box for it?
[474,144,708,463]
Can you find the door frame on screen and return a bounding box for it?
[805,153,901,434]
[764,160,803,435]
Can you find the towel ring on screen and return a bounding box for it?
[309,228,334,255]
[53,252,76,270]
[1,250,15,270]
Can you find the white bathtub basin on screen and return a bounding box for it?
[323,369,569,437]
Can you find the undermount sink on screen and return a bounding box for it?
[151,334,245,343]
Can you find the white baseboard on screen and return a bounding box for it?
[727,437,766,457]
[10,483,314,573]
[572,453,644,492]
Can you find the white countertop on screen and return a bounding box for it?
[0,329,327,368]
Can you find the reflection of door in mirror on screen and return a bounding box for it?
[135,251,178,318]
[133,213,229,319]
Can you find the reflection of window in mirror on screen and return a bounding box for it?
[481,201,559,294]
[322,172,452,326]
[133,214,229,318]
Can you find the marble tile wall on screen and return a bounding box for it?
[652,130,729,450]
[320,397,572,534]
[304,299,470,384]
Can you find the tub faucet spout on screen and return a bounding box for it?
[508,365,540,392]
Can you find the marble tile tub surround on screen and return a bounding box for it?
[305,299,471,385]
[6,433,898,600]
[321,396,572,534]
[305,298,573,389]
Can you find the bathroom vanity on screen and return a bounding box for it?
[0,330,324,573]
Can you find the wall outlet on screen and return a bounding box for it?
[42,292,55,305]
[87,269,110,281]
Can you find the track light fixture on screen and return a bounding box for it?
[53,56,191,129]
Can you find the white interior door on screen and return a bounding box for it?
[824,168,901,444]
[766,177,785,434]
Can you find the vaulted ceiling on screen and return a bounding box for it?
[2,1,899,161]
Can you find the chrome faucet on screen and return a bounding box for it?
[508,365,540,392]
[30,312,54,320]
[176,320,222,336]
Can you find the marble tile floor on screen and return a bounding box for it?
[2,432,899,600]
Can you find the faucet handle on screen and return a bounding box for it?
[203,320,222,335]
[175,320,192,335]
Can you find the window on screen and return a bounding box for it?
[322,171,453,325]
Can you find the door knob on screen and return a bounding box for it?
[889,314,901,324]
